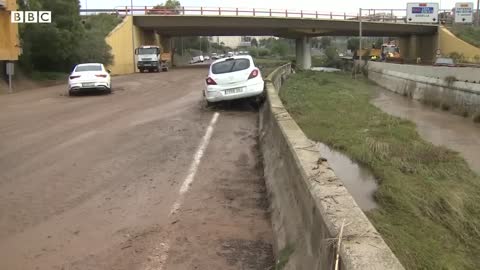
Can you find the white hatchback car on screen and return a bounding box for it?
[204,55,264,106]
[68,63,112,96]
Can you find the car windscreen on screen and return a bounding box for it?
[435,58,454,65]
[137,48,158,55]
[75,65,102,72]
[211,59,250,74]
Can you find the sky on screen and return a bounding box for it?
[84,0,468,14]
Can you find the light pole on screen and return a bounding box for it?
[355,8,363,79]
[359,8,363,62]
[477,0,480,26]
[131,0,136,72]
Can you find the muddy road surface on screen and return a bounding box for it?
[0,69,274,270]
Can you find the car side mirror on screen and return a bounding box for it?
[107,69,111,74]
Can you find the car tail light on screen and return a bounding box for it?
[69,75,81,79]
[206,77,217,85]
[248,69,259,79]
[95,74,108,78]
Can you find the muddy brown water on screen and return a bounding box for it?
[317,143,379,211]
[372,86,480,175]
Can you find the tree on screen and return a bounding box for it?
[271,42,288,57]
[320,37,332,49]
[374,38,384,49]
[18,0,114,72]
[164,0,181,9]
[347,37,360,52]
[152,0,181,14]
[251,38,258,47]
[323,46,342,68]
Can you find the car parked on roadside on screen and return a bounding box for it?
[433,57,456,67]
[68,63,111,96]
[190,55,205,64]
[204,55,211,61]
[203,55,264,107]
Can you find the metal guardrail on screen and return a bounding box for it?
[80,6,458,25]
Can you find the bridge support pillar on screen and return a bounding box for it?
[399,34,437,64]
[409,35,418,63]
[295,37,311,70]
[160,36,172,53]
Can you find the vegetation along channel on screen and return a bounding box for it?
[279,71,480,270]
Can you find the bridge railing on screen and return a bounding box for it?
[114,6,360,20]
[98,6,452,25]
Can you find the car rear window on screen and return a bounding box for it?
[75,65,102,72]
[435,58,454,65]
[212,58,250,74]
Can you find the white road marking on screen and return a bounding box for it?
[169,112,220,216]
[144,112,220,270]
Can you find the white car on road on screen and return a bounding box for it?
[204,55,264,106]
[68,63,111,96]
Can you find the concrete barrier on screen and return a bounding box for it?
[368,63,480,118]
[260,64,404,270]
[368,62,480,83]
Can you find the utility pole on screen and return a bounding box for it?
[181,37,184,56]
[477,0,480,26]
[359,8,363,63]
[131,0,136,72]
[357,8,363,79]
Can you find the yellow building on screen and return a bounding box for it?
[0,0,20,60]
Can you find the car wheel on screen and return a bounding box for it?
[205,100,215,108]
[68,90,74,97]
[249,99,260,110]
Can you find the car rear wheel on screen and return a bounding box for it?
[205,99,215,108]
[68,90,75,96]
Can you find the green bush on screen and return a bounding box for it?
[258,48,271,57]
[449,52,465,63]
[248,47,259,57]
[322,46,343,69]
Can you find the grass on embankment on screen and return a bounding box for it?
[279,71,480,270]
[449,25,480,48]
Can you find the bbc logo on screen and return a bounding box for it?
[11,11,52,23]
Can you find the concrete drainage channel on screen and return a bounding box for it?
[259,64,404,270]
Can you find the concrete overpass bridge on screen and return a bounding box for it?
[104,6,441,74]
